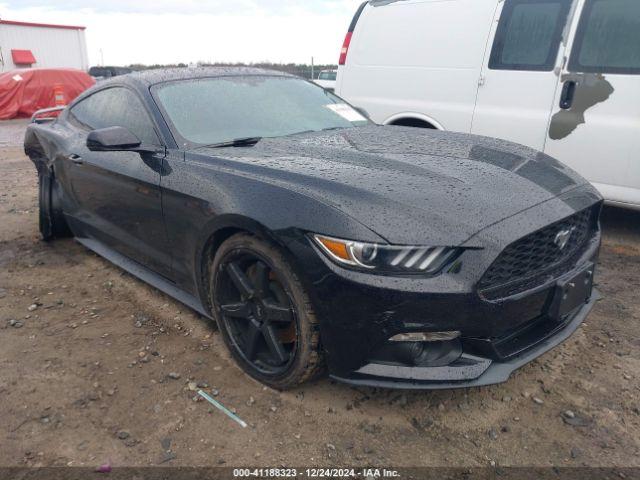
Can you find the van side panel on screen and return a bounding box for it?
[337,0,498,131]
[544,0,640,208]
[471,0,573,151]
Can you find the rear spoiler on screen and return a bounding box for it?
[30,106,66,124]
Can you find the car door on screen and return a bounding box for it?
[471,0,574,150]
[63,86,173,278]
[545,0,640,206]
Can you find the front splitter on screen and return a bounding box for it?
[330,290,600,390]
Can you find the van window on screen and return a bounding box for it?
[568,0,640,75]
[490,0,572,71]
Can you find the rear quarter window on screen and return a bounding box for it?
[70,87,160,145]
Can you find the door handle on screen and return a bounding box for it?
[69,154,84,165]
[559,80,577,110]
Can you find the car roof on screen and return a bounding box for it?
[105,67,297,88]
[67,67,301,117]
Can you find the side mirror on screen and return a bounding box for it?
[87,126,156,153]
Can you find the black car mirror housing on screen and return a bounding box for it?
[87,126,157,153]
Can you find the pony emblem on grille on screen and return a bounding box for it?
[555,227,576,251]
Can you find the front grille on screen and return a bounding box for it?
[479,207,597,300]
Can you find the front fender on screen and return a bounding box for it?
[161,153,386,302]
[191,214,290,312]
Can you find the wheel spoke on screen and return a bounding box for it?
[262,324,289,365]
[219,302,252,319]
[243,323,262,361]
[227,262,254,298]
[263,300,293,324]
[253,261,270,298]
[217,251,296,374]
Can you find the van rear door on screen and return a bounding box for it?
[337,0,497,131]
[471,0,574,150]
[544,0,640,207]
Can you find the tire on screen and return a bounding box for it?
[391,118,437,129]
[209,233,324,390]
[38,171,71,242]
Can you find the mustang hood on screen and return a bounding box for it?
[197,126,590,246]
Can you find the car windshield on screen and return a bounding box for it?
[319,72,337,80]
[154,75,369,147]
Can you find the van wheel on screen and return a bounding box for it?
[210,234,324,390]
[38,171,71,241]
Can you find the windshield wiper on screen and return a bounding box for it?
[282,126,349,138]
[202,137,262,149]
[203,128,348,148]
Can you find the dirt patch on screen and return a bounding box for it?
[0,138,639,469]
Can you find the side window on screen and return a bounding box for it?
[489,0,572,71]
[70,87,161,145]
[569,0,640,75]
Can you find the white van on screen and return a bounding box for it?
[336,0,640,210]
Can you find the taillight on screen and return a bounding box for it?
[339,31,353,66]
[339,2,367,66]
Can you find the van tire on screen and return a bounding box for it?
[390,118,437,129]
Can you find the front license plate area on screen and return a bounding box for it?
[549,263,595,320]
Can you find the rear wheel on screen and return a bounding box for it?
[38,171,71,241]
[210,234,323,390]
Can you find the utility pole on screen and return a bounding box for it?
[311,56,315,80]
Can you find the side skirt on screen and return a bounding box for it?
[75,237,213,320]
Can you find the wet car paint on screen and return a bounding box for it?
[24,67,604,388]
[190,125,590,247]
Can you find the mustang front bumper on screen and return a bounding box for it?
[284,218,601,390]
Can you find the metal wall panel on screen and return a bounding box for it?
[0,24,89,72]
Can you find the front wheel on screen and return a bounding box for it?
[210,234,324,390]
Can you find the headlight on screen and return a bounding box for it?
[312,234,461,275]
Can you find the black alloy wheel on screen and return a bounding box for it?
[210,234,323,389]
[217,254,297,374]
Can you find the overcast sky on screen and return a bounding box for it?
[0,0,363,66]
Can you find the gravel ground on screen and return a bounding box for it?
[0,119,29,148]
[1,120,639,469]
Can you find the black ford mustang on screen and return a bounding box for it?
[25,68,602,390]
